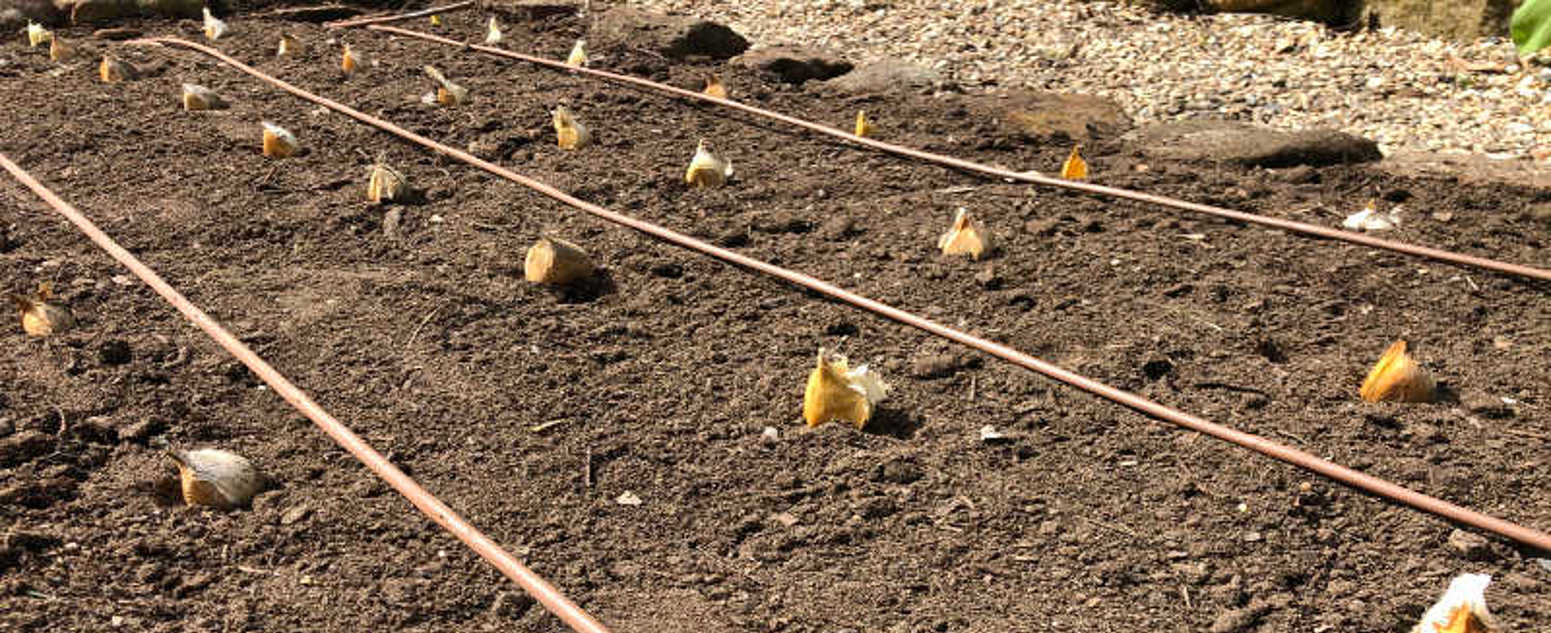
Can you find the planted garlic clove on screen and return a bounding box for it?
[429,13,442,26]
[261,121,299,158]
[49,35,72,62]
[181,83,227,111]
[26,22,50,48]
[1343,199,1401,231]
[423,65,469,106]
[552,105,591,150]
[802,348,889,429]
[99,56,134,83]
[566,38,588,68]
[703,74,728,99]
[484,16,503,44]
[366,159,408,204]
[1359,340,1436,404]
[524,236,594,285]
[854,109,874,137]
[202,7,228,41]
[340,43,363,74]
[168,448,264,510]
[1060,143,1088,180]
[277,33,300,56]
[938,207,991,259]
[10,283,74,337]
[1410,574,1495,633]
[684,139,733,188]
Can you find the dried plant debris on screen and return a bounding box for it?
[1343,199,1402,231]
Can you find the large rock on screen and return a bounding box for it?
[824,60,944,94]
[590,8,749,60]
[735,46,852,84]
[1374,151,1551,190]
[968,90,1132,143]
[1126,120,1381,167]
[1203,0,1360,25]
[1365,0,1519,41]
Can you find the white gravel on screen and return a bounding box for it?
[623,0,1551,160]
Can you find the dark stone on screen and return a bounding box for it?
[736,46,853,84]
[0,430,52,467]
[1142,359,1174,380]
[875,457,923,484]
[591,8,749,60]
[98,339,132,365]
[649,262,684,279]
[825,60,944,94]
[968,90,1132,143]
[1127,120,1381,167]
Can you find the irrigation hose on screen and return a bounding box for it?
[323,0,474,30]
[0,153,613,633]
[136,37,1551,553]
[359,23,1551,284]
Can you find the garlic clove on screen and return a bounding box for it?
[1060,143,1088,180]
[854,109,873,137]
[485,16,503,45]
[202,7,228,41]
[1410,574,1495,633]
[423,65,469,106]
[277,33,300,56]
[168,448,264,510]
[1359,340,1436,403]
[261,121,299,158]
[684,139,733,188]
[937,207,991,259]
[524,236,594,285]
[703,74,728,99]
[1343,199,1401,231]
[49,35,72,62]
[181,83,227,111]
[26,22,50,48]
[802,348,889,429]
[10,282,74,337]
[366,159,409,204]
[566,38,587,68]
[99,56,134,83]
[552,105,591,150]
[340,43,363,74]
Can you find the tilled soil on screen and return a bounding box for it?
[1,7,1549,633]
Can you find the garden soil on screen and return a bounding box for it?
[1,8,1549,633]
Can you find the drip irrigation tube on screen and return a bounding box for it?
[137,36,1551,553]
[323,0,474,29]
[0,153,613,633]
[359,23,1551,284]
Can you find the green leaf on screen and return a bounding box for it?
[1512,0,1551,56]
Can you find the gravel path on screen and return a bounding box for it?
[621,0,1551,160]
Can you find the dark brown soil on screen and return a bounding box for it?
[2,7,1549,633]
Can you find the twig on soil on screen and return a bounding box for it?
[530,418,569,433]
[324,0,474,29]
[404,305,443,348]
[582,446,592,490]
[1274,428,1309,445]
[1502,428,1550,442]
[1079,516,1139,539]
